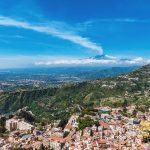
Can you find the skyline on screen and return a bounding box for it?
[0,0,150,68]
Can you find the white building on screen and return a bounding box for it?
[6,118,34,133]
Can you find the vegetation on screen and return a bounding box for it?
[17,110,35,123]
[0,64,150,123]
[77,116,97,130]
[0,117,6,134]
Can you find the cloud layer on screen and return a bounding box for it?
[0,55,149,68]
[0,16,103,53]
[35,56,150,66]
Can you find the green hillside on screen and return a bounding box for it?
[0,64,150,122]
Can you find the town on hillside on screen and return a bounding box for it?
[1,105,150,150]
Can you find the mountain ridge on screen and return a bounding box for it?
[0,64,150,122]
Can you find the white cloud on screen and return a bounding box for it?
[0,16,103,53]
[89,18,150,24]
[0,55,150,68]
[105,55,117,60]
[97,18,137,23]
[124,57,144,64]
[35,59,117,65]
[35,56,150,66]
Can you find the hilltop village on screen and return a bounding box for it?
[1,105,150,150]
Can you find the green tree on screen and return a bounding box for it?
[39,144,46,150]
[122,99,128,113]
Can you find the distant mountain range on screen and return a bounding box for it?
[90,54,137,63]
[76,66,137,80]
[90,54,116,60]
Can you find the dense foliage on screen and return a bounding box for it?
[0,117,6,134]
[77,116,97,130]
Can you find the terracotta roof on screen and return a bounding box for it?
[31,141,42,149]
[99,121,109,128]
[109,122,117,125]
[98,139,107,144]
[112,143,119,149]
[65,124,73,130]
[82,136,90,139]
[65,136,73,142]
[49,136,65,143]
[92,141,97,147]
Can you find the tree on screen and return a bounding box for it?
[122,99,128,113]
[132,109,137,117]
[39,144,46,150]
[0,117,6,134]
[77,116,95,130]
[13,148,25,150]
[123,99,128,107]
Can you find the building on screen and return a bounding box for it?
[6,118,34,133]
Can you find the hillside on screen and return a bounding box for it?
[76,66,137,80]
[0,64,150,122]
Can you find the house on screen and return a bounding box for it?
[49,136,65,150]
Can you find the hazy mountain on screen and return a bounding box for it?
[0,66,137,92]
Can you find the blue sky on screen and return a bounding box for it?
[0,0,150,68]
